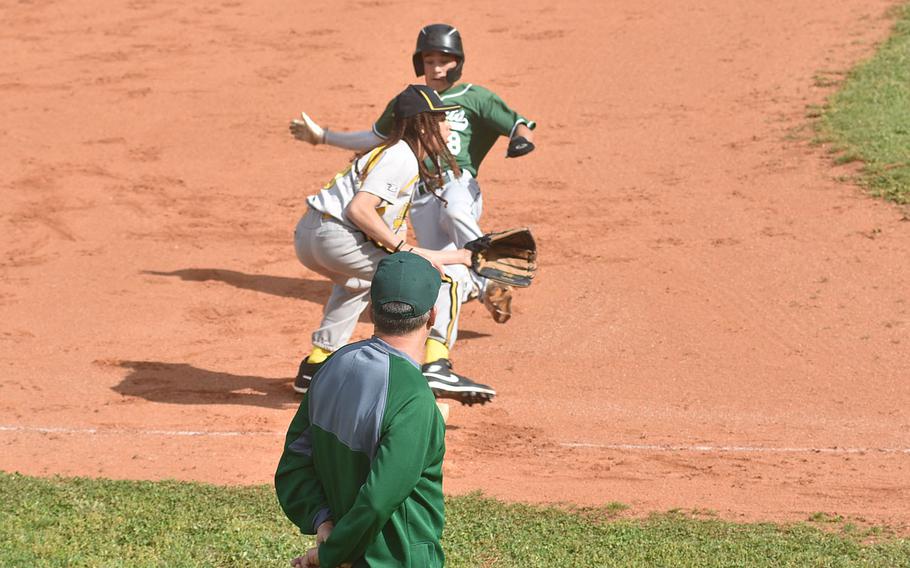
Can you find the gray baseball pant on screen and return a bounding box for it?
[293,208,386,352]
[410,171,487,350]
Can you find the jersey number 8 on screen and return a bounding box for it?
[446,132,461,157]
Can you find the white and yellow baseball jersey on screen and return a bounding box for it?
[306,140,420,236]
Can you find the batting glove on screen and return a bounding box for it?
[290,111,326,145]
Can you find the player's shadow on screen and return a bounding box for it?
[144,269,502,332]
[110,360,299,409]
[456,330,492,340]
[143,268,332,302]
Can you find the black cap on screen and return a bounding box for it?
[393,84,460,119]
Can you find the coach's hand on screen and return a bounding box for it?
[316,520,334,545]
[290,546,319,567]
[290,111,326,145]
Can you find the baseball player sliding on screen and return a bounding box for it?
[292,24,537,405]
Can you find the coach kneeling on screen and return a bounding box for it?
[276,251,447,568]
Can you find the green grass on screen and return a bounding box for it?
[1,473,909,567]
[815,3,910,204]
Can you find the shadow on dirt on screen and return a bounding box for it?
[457,330,492,340]
[109,360,299,409]
[143,269,501,332]
[143,268,332,301]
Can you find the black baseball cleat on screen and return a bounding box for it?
[293,358,324,394]
[422,358,496,406]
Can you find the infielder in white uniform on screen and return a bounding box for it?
[291,24,535,405]
[293,85,476,400]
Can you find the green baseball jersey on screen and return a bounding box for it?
[373,83,536,177]
[275,337,447,568]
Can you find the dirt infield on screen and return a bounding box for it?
[1,0,908,528]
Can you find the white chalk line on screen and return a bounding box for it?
[2,425,908,455]
[0,424,282,438]
[560,442,910,455]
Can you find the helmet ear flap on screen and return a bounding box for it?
[445,60,463,83]
[413,52,425,77]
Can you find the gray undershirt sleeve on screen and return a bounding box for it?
[324,129,384,151]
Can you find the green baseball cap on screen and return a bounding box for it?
[371,252,441,319]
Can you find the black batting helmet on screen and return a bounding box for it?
[412,24,465,84]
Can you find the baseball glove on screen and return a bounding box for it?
[465,228,538,287]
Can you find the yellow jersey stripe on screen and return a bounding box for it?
[362,145,388,176]
[401,173,420,195]
[443,274,458,346]
[418,90,461,112]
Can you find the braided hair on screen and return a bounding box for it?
[357,112,460,202]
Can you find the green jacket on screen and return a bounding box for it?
[275,337,447,567]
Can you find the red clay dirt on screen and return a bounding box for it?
[1,1,908,529]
